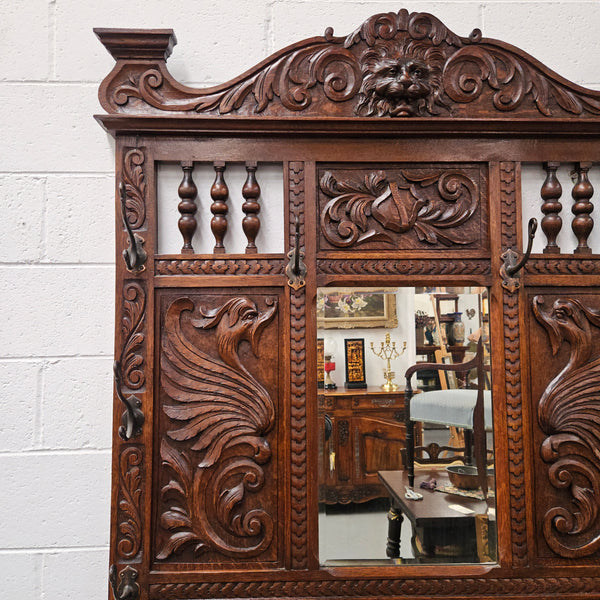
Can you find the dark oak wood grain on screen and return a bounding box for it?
[96,10,600,600]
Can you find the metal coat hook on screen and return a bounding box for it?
[114,360,145,440]
[120,182,147,273]
[109,565,140,600]
[286,214,307,290]
[500,218,538,292]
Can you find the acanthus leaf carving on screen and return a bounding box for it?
[98,10,600,119]
[158,296,277,560]
[117,446,143,560]
[111,42,361,116]
[122,149,146,230]
[533,295,600,557]
[115,281,146,441]
[320,168,479,249]
[443,44,600,117]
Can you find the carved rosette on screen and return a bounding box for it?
[319,167,482,250]
[533,295,600,558]
[157,296,278,561]
[98,10,600,119]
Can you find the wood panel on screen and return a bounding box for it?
[527,290,600,563]
[154,289,285,568]
[97,8,600,600]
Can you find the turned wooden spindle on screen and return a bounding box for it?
[242,162,261,254]
[571,162,594,254]
[177,161,198,254]
[210,161,229,254]
[540,162,562,254]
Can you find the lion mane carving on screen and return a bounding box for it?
[356,39,448,117]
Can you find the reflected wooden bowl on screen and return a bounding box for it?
[446,465,494,490]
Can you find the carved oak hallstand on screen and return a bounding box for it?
[96,10,600,600]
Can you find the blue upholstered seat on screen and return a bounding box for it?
[409,389,493,430]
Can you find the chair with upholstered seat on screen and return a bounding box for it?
[404,339,491,492]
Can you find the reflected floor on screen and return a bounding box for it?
[319,498,415,563]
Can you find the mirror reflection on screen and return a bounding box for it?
[317,287,496,565]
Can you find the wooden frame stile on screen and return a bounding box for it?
[96,11,600,600]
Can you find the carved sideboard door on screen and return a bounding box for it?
[96,10,600,600]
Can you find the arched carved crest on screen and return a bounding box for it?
[96,10,600,119]
[533,296,600,558]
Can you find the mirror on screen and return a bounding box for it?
[317,286,495,565]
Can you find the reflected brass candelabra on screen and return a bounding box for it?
[370,333,407,392]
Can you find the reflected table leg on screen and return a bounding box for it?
[386,504,403,558]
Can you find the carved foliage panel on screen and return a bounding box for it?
[98,10,600,119]
[318,164,488,252]
[154,289,284,567]
[528,291,600,560]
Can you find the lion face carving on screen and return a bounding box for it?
[356,40,448,117]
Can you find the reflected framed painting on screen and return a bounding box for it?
[317,288,398,329]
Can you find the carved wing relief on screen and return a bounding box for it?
[157,295,279,562]
[319,166,483,250]
[533,296,600,558]
[97,10,600,118]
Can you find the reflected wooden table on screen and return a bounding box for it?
[378,469,495,562]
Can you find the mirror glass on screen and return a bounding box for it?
[317,286,496,565]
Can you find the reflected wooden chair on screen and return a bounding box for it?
[404,339,491,492]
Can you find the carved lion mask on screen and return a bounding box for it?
[356,40,448,117]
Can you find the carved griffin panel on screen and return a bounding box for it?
[156,294,279,564]
[318,166,486,251]
[533,295,600,558]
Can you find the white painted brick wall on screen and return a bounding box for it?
[0,3,598,599]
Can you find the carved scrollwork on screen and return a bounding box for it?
[117,446,143,560]
[444,44,600,116]
[157,296,277,560]
[115,282,146,441]
[112,42,361,115]
[122,149,146,230]
[533,295,600,557]
[343,8,462,49]
[98,10,600,119]
[320,168,479,249]
[119,282,146,391]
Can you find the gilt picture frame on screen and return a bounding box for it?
[317,288,398,329]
